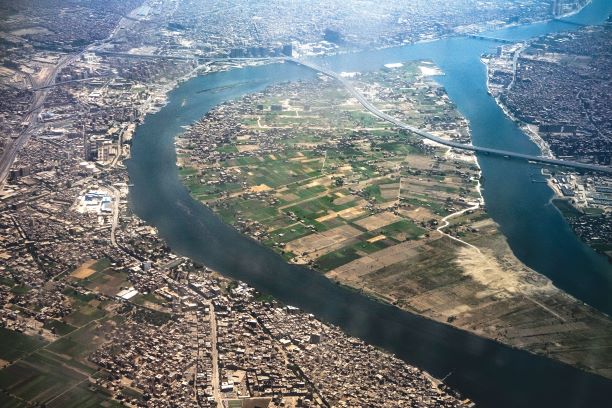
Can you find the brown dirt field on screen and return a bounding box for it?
[250,184,272,192]
[398,207,437,222]
[333,195,355,206]
[315,212,339,223]
[278,193,299,202]
[354,212,401,231]
[328,239,429,283]
[381,190,398,200]
[71,260,97,279]
[403,154,434,170]
[237,144,260,152]
[337,205,367,220]
[286,224,361,260]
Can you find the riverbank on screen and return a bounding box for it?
[483,25,612,261]
[175,62,612,380]
[125,2,612,405]
[127,40,612,408]
[482,49,555,160]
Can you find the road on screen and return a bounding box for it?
[0,1,142,190]
[287,58,612,175]
[209,302,222,408]
[0,53,81,189]
[436,203,483,252]
[109,185,120,247]
[30,75,109,91]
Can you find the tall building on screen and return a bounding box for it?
[83,132,91,161]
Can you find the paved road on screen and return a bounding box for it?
[0,53,81,188]
[30,75,109,91]
[209,303,223,408]
[109,186,120,247]
[287,58,612,175]
[466,34,515,44]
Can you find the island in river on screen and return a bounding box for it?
[177,61,612,379]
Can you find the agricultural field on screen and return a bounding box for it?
[0,258,123,407]
[178,61,481,270]
[178,61,612,378]
[0,328,47,363]
[0,348,117,408]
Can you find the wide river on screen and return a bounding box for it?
[127,1,612,406]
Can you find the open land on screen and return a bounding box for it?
[178,61,612,379]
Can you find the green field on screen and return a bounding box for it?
[43,319,77,336]
[0,319,119,407]
[0,393,28,408]
[0,328,47,362]
[178,61,479,276]
[47,319,114,364]
[0,351,89,405]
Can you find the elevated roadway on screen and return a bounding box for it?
[29,75,110,91]
[466,34,515,44]
[286,58,612,175]
[553,18,587,27]
[0,53,82,188]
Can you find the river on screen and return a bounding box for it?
[126,1,612,406]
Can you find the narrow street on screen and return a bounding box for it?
[209,302,223,408]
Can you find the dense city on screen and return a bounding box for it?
[0,0,610,407]
[486,18,612,259]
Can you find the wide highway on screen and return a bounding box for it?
[0,53,81,188]
[288,58,612,175]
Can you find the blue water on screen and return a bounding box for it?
[310,0,612,315]
[127,1,612,406]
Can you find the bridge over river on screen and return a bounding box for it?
[287,58,612,175]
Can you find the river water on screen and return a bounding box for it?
[127,1,612,406]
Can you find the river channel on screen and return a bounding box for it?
[127,1,612,406]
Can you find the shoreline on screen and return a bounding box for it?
[172,62,612,380]
[481,27,612,261]
[135,7,593,123]
[481,54,555,159]
[138,0,611,384]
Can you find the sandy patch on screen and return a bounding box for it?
[316,212,339,223]
[454,247,521,295]
[470,218,496,229]
[11,27,54,36]
[419,65,443,76]
[384,63,404,69]
[303,178,330,188]
[337,206,366,220]
[237,144,259,152]
[250,184,272,192]
[354,212,401,231]
[71,259,97,279]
